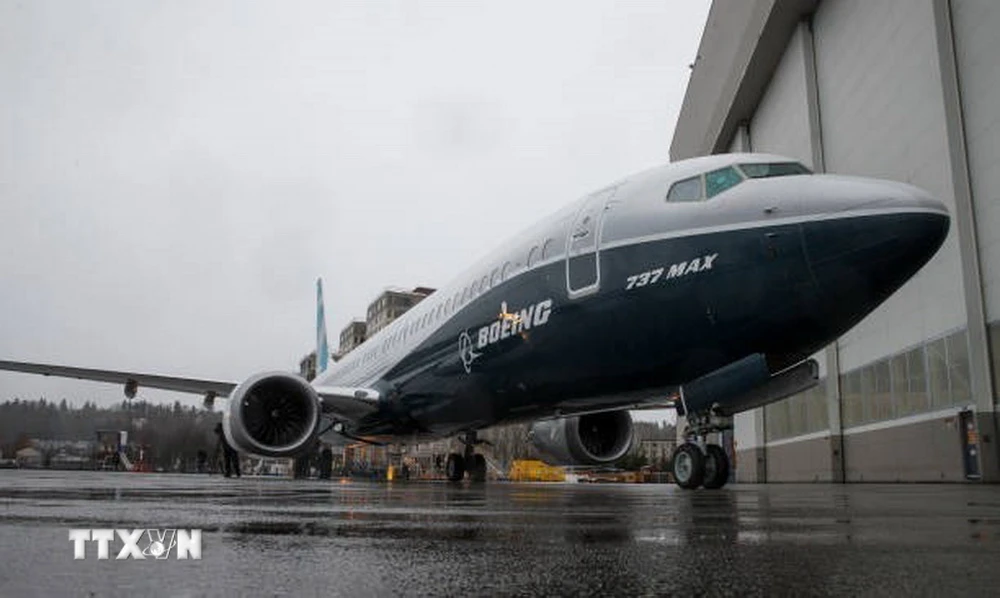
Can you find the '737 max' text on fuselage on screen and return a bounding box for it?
[0,153,949,489]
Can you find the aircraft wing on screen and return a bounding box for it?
[0,359,380,422]
[0,359,236,397]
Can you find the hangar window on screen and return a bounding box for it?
[490,267,501,287]
[501,261,511,281]
[666,176,702,202]
[705,166,743,198]
[739,162,811,178]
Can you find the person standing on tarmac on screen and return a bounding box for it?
[213,423,241,478]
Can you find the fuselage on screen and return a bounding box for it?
[321,153,950,439]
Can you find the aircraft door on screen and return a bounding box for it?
[566,188,615,298]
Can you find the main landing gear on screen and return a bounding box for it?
[445,431,488,482]
[671,410,732,490]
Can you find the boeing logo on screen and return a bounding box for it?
[476,299,553,350]
[456,299,555,373]
[458,330,481,373]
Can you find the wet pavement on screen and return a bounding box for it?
[1,471,1000,597]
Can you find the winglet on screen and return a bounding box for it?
[316,278,330,373]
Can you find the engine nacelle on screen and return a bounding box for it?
[225,372,321,458]
[529,411,634,466]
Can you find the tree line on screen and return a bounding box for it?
[1,397,675,471]
[0,398,220,470]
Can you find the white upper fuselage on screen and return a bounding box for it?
[319,153,946,391]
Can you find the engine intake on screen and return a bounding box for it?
[226,372,321,458]
[529,411,634,466]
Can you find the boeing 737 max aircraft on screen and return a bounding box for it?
[0,153,949,489]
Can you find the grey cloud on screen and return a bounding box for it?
[0,0,710,418]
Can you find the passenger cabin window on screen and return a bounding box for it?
[541,238,555,260]
[666,176,702,202]
[527,245,539,268]
[739,162,811,178]
[705,166,743,198]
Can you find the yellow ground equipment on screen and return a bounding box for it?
[508,459,566,482]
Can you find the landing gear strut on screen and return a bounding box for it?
[445,453,465,482]
[671,409,732,490]
[446,431,488,482]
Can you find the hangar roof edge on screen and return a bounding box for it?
[669,0,819,162]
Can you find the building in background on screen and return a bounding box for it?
[301,285,434,373]
[337,320,367,359]
[637,439,677,470]
[299,351,317,381]
[672,0,998,482]
[365,287,435,336]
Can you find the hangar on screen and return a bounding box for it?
[671,0,999,482]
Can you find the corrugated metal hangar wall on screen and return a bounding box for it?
[671,0,1000,482]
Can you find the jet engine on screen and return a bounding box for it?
[529,411,634,466]
[225,372,321,458]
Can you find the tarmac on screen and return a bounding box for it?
[1,470,1000,597]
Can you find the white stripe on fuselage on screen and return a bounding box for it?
[601,206,949,252]
[322,206,944,388]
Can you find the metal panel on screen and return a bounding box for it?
[843,413,966,482]
[813,0,967,372]
[748,26,812,166]
[765,435,834,482]
[951,0,1000,325]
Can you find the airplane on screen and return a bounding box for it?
[0,153,949,490]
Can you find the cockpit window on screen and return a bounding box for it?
[705,166,743,198]
[738,162,811,178]
[666,176,703,202]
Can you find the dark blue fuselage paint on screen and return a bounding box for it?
[350,210,948,438]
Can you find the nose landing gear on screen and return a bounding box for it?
[671,410,733,490]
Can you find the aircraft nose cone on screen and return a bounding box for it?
[887,180,949,215]
[801,183,949,336]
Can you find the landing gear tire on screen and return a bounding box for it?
[446,453,466,482]
[671,443,705,490]
[702,444,730,489]
[469,454,487,482]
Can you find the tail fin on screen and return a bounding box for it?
[316,278,330,374]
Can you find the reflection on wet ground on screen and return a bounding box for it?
[1,471,999,596]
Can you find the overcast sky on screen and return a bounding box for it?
[0,0,710,415]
